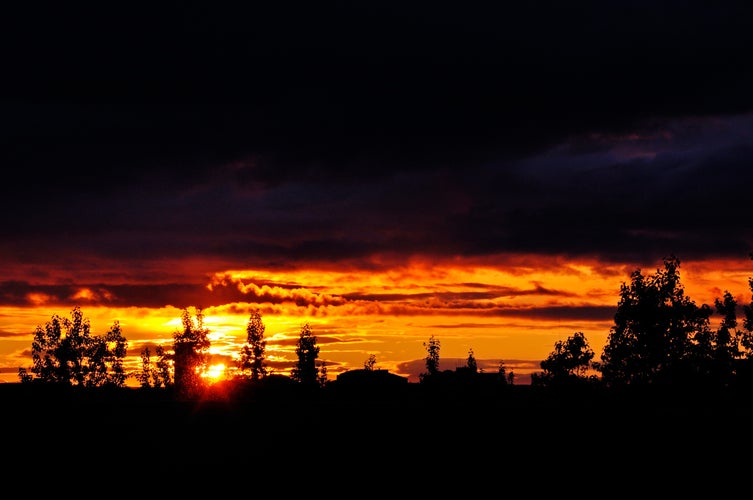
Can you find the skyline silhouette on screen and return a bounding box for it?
[3,2,753,389]
[8,254,753,389]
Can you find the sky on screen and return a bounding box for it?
[2,1,753,385]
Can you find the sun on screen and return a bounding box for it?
[203,363,227,383]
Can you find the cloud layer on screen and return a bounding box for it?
[2,2,753,383]
[4,3,753,275]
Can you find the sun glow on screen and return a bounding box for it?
[203,363,227,382]
[1,254,751,386]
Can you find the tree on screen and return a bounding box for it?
[596,255,714,387]
[364,354,377,371]
[238,310,267,381]
[290,322,320,386]
[711,290,744,386]
[742,253,753,352]
[537,331,595,386]
[137,347,154,388]
[20,306,128,387]
[497,360,508,385]
[172,307,211,398]
[466,347,478,373]
[88,320,128,387]
[136,344,171,389]
[420,335,441,382]
[734,253,753,384]
[153,344,172,388]
[317,361,328,388]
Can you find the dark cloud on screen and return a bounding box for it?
[343,282,576,303]
[494,305,616,322]
[2,1,753,276]
[0,281,220,309]
[0,276,617,327]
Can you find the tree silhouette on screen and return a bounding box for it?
[711,291,744,387]
[238,310,267,381]
[420,335,440,382]
[19,306,128,387]
[153,345,172,388]
[596,255,713,387]
[136,344,171,389]
[137,346,154,388]
[466,347,478,373]
[732,253,753,385]
[364,354,377,371]
[317,361,328,388]
[742,253,753,350]
[290,322,320,386]
[172,307,210,398]
[497,360,508,385]
[85,318,128,387]
[535,331,595,386]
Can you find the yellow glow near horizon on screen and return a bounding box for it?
[203,363,227,382]
[1,256,751,386]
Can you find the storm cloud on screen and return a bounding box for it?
[2,1,753,279]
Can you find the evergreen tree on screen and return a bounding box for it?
[137,347,153,388]
[238,310,267,380]
[290,322,320,386]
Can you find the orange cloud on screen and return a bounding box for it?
[1,255,751,385]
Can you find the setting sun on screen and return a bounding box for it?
[2,2,753,395]
[203,363,228,383]
[3,3,753,491]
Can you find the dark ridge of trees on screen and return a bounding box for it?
[18,306,127,388]
[11,256,753,489]
[15,254,753,409]
[594,254,753,389]
[596,255,715,387]
[528,255,753,392]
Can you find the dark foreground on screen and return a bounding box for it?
[5,381,752,493]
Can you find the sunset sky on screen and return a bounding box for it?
[2,2,753,385]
